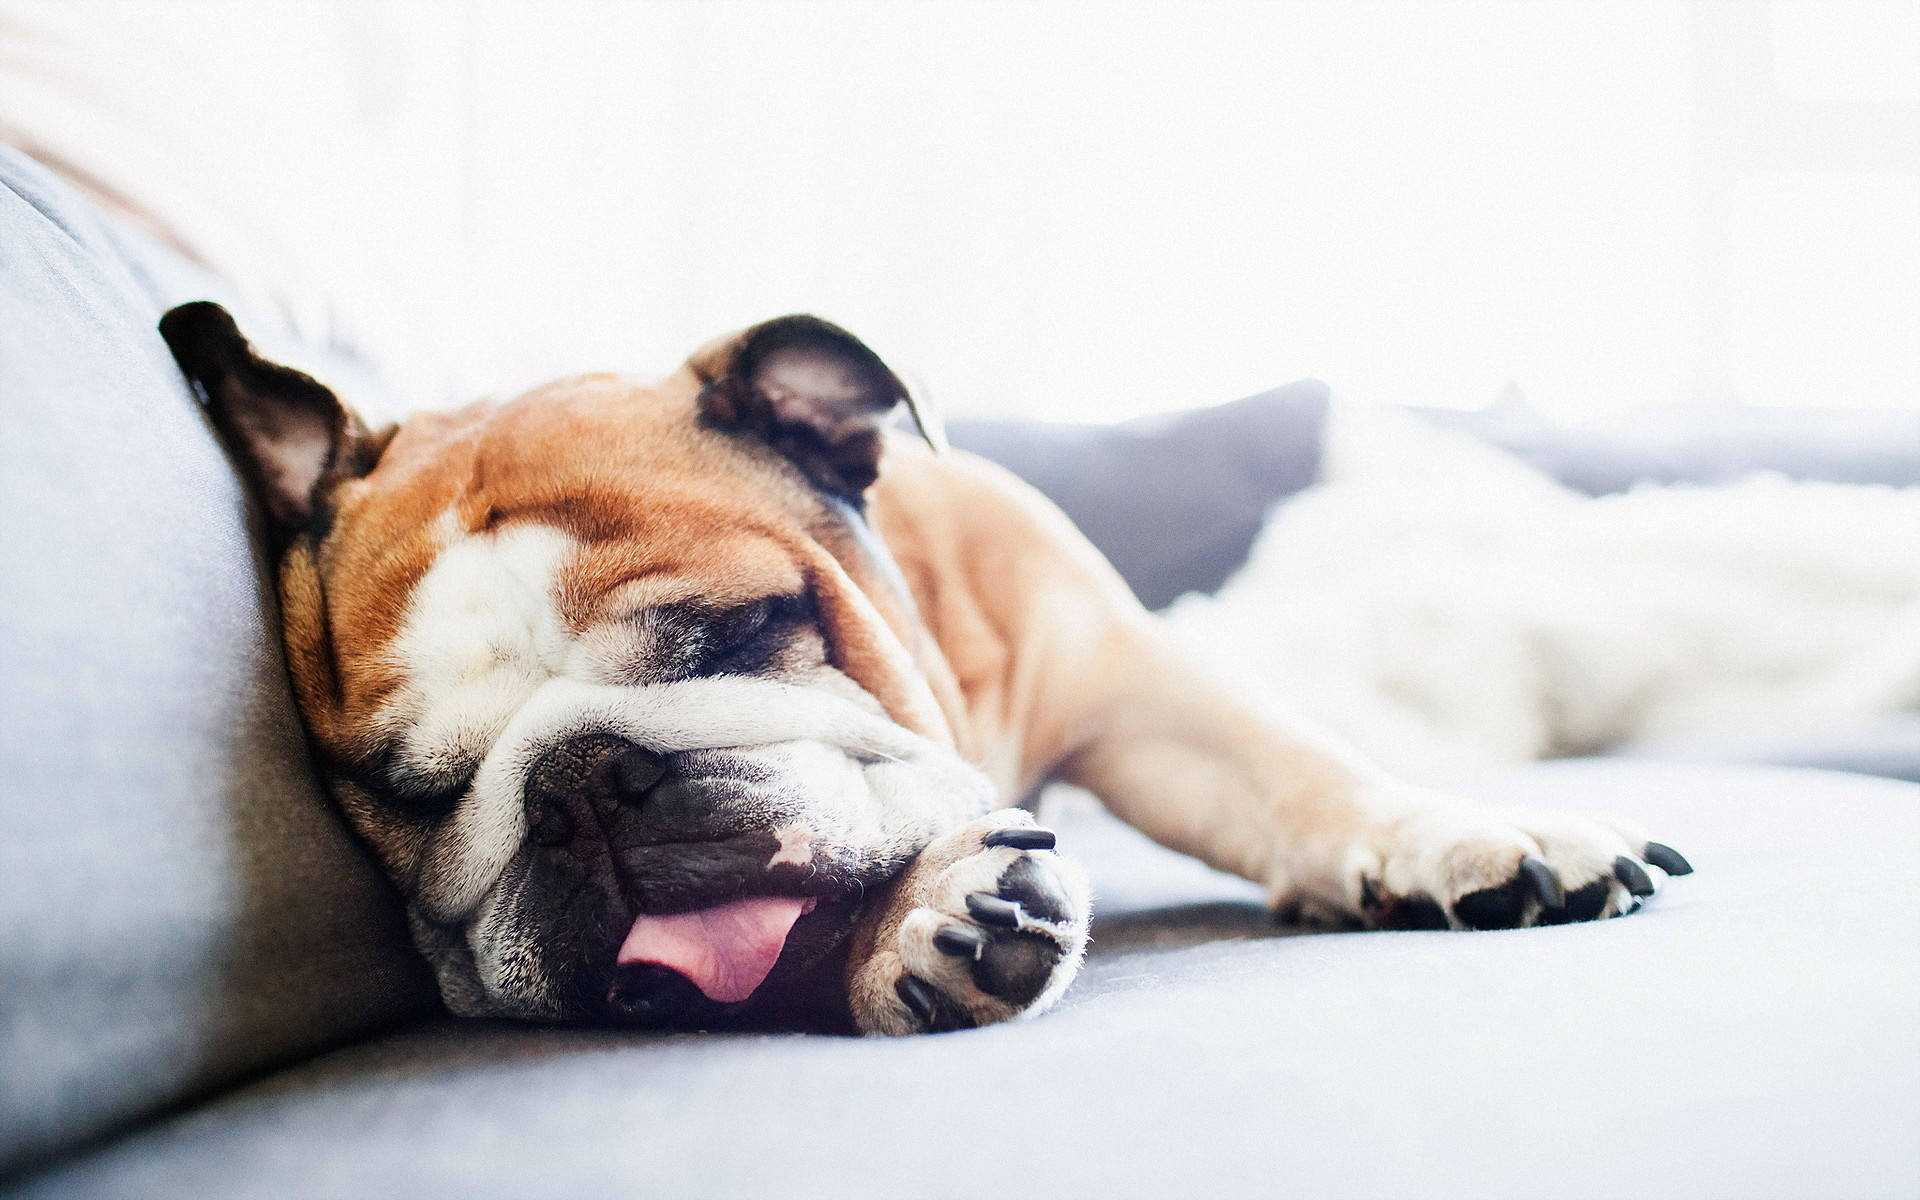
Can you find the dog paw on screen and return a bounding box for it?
[1290,799,1694,932]
[848,810,1091,1035]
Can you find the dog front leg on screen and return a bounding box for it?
[1056,626,1690,930]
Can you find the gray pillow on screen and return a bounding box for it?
[949,383,1330,610]
[0,144,436,1176]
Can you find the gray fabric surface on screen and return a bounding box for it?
[14,761,1918,1200]
[0,144,436,1178]
[1413,397,1920,497]
[948,384,1330,611]
[1616,715,1920,784]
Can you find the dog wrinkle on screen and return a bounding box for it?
[408,673,988,924]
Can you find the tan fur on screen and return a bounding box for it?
[284,369,956,767]
[866,440,1397,904]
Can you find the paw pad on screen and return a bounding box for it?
[883,822,1090,1034]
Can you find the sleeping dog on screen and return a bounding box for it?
[159,303,1691,1035]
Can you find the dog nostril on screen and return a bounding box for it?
[524,793,575,846]
[525,733,664,839]
[605,744,668,807]
[607,962,704,1024]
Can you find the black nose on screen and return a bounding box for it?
[604,740,670,802]
[607,962,706,1025]
[522,734,670,846]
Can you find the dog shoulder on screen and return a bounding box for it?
[866,435,1151,794]
[868,435,1137,610]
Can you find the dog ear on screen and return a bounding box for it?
[690,314,946,497]
[160,301,392,545]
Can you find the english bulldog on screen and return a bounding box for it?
[158,302,1692,1035]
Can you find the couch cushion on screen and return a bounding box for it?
[1412,397,1920,496]
[1615,715,1920,784]
[948,383,1330,610]
[0,144,436,1177]
[13,761,1916,1199]
[954,394,1920,623]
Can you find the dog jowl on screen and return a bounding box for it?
[161,302,1689,1035]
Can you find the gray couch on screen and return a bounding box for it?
[5,143,1918,1199]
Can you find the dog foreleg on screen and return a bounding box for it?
[1054,624,1688,930]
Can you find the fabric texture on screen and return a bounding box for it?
[1412,396,1920,496]
[948,384,1330,611]
[0,143,437,1179]
[1617,714,1920,783]
[11,761,1917,1199]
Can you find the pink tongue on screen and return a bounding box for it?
[616,896,814,1004]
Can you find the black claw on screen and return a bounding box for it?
[1614,855,1656,898]
[933,925,987,959]
[983,826,1057,851]
[966,892,1022,929]
[1517,855,1565,909]
[895,975,939,1025]
[894,975,975,1033]
[1643,842,1693,877]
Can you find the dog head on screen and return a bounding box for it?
[161,303,987,1028]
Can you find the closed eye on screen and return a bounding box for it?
[342,743,476,821]
[701,597,772,661]
[639,593,813,681]
[698,592,813,676]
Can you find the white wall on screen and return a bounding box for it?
[3,0,1915,422]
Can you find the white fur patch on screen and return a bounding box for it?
[382,520,579,788]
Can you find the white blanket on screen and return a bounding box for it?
[1166,408,1920,784]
